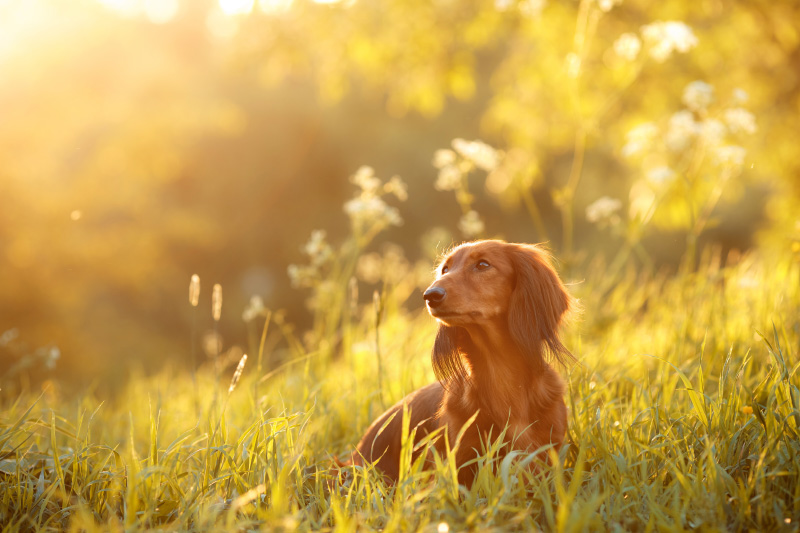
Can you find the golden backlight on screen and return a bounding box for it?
[0,0,797,393]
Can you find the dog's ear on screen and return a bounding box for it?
[508,244,574,367]
[432,324,468,386]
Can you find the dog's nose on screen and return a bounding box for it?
[423,286,447,307]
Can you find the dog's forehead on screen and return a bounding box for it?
[444,241,508,265]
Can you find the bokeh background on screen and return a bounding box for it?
[1,0,798,391]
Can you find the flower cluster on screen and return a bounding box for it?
[622,123,659,158]
[343,166,406,233]
[613,80,759,240]
[623,82,757,177]
[287,167,408,315]
[304,230,333,266]
[433,138,500,191]
[724,108,757,135]
[586,196,622,227]
[242,295,266,322]
[682,81,714,112]
[432,138,502,237]
[664,110,696,152]
[356,243,411,285]
[646,166,675,185]
[613,32,642,61]
[452,139,500,172]
[611,20,696,64]
[458,210,485,237]
[640,21,698,62]
[288,230,334,288]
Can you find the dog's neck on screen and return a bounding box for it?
[456,321,552,422]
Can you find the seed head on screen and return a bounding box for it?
[212,283,223,321]
[189,274,200,307]
[228,354,248,393]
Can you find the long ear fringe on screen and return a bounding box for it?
[431,325,468,388]
[509,244,576,368]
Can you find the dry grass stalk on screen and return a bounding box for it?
[189,274,200,307]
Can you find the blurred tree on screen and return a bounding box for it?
[0,0,798,388]
[239,0,799,257]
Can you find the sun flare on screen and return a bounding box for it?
[218,0,254,16]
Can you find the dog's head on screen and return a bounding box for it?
[425,240,573,383]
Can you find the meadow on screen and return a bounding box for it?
[2,0,800,531]
[2,198,799,531]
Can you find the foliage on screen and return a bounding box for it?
[1,0,800,386]
[2,232,799,530]
[2,0,800,529]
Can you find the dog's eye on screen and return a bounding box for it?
[476,260,490,271]
[441,265,449,274]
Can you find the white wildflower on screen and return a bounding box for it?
[438,523,450,533]
[287,264,317,288]
[682,81,714,112]
[641,21,698,62]
[344,196,402,227]
[451,138,500,171]
[714,145,746,168]
[303,230,332,266]
[723,108,757,134]
[385,175,408,201]
[433,149,456,169]
[342,167,405,231]
[242,295,266,322]
[700,118,727,146]
[665,110,699,152]
[435,164,462,191]
[458,210,485,237]
[732,88,749,104]
[613,32,641,61]
[451,138,472,158]
[586,196,622,224]
[350,166,382,195]
[646,166,676,185]
[622,122,658,158]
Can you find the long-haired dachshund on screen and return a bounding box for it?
[353,240,573,486]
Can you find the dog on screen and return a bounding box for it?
[352,240,573,486]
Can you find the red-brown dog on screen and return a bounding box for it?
[353,240,573,485]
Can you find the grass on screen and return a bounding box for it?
[1,245,799,532]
